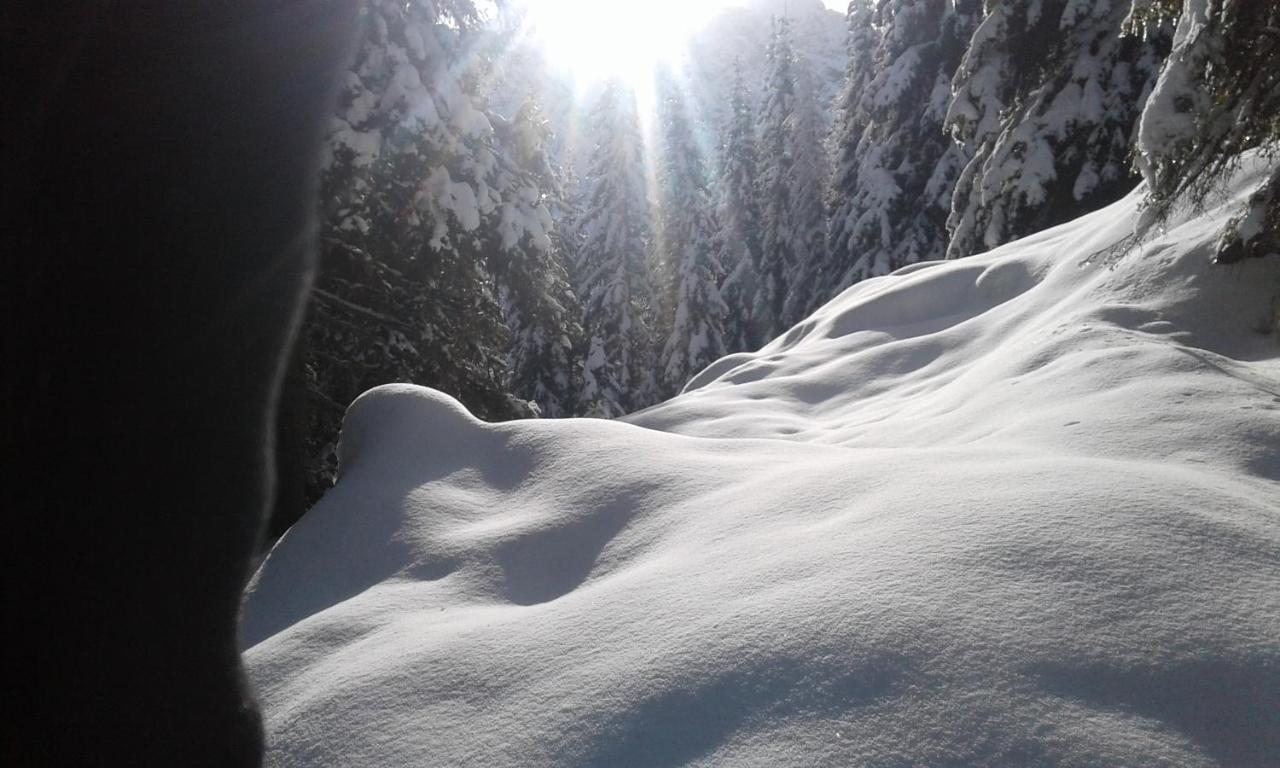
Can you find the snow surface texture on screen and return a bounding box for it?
[244,161,1280,766]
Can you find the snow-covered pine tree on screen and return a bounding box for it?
[470,4,584,417]
[714,65,767,353]
[756,17,798,341]
[575,82,658,417]
[826,0,978,291]
[1128,0,1279,263]
[554,159,588,299]
[655,75,728,398]
[304,0,540,497]
[823,0,876,286]
[757,16,830,339]
[779,49,833,326]
[486,101,585,418]
[944,0,1171,259]
[273,0,579,532]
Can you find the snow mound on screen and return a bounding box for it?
[244,161,1280,767]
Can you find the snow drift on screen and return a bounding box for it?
[243,160,1280,767]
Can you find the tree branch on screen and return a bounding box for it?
[311,287,411,330]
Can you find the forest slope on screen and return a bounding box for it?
[243,158,1279,767]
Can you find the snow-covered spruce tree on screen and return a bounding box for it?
[823,0,876,285]
[554,159,588,300]
[714,65,767,353]
[825,0,978,290]
[486,102,585,418]
[1128,0,1279,263]
[655,75,728,398]
[757,16,829,339]
[471,3,584,417]
[944,0,1171,259]
[303,0,529,498]
[756,17,797,341]
[442,0,583,418]
[780,50,833,327]
[574,82,659,417]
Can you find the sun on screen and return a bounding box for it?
[516,0,750,87]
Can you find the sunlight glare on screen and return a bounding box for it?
[520,0,749,86]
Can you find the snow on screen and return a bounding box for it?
[1133,0,1213,185]
[419,166,481,239]
[243,159,1280,766]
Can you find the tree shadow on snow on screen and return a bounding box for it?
[584,652,906,767]
[1029,657,1280,767]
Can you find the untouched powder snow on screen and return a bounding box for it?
[243,160,1280,767]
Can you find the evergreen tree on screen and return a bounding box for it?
[555,159,589,300]
[714,66,767,353]
[300,0,584,503]
[756,17,798,341]
[304,0,512,497]
[757,16,829,339]
[822,0,877,290]
[945,0,1171,259]
[655,76,728,398]
[575,82,658,417]
[1128,0,1279,263]
[472,3,584,417]
[826,0,978,291]
[780,49,834,326]
[487,103,584,417]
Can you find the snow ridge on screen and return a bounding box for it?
[244,160,1280,767]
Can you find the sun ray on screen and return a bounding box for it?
[515,0,750,90]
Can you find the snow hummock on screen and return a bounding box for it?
[243,160,1280,766]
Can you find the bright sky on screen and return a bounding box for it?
[519,0,848,85]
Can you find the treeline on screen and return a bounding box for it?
[281,0,579,527]
[278,0,1278,533]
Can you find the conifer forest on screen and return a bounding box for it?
[11,2,1278,766]
[287,0,1278,531]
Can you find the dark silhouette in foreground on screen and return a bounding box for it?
[3,3,357,764]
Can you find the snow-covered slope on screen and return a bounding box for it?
[243,160,1280,767]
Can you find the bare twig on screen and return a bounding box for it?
[312,287,411,330]
[306,385,350,414]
